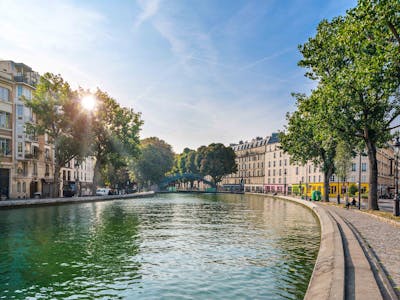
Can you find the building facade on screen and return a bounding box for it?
[0,60,95,199]
[222,137,268,192]
[0,69,15,199]
[60,157,95,197]
[224,132,396,199]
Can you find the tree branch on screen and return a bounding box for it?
[387,22,400,48]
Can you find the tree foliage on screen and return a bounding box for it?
[334,140,354,183]
[132,137,174,187]
[88,89,142,191]
[296,0,400,209]
[25,73,90,197]
[279,91,337,201]
[197,143,237,186]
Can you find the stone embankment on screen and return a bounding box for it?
[278,196,399,300]
[0,191,155,209]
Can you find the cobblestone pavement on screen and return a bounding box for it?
[319,204,400,292]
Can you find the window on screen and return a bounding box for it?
[273,170,276,176]
[45,164,49,176]
[351,163,356,171]
[17,182,21,192]
[17,85,23,97]
[18,142,23,153]
[361,163,367,172]
[0,138,11,155]
[22,182,26,193]
[0,111,12,128]
[33,162,38,176]
[296,167,299,175]
[0,87,10,101]
[268,170,270,176]
[17,105,23,120]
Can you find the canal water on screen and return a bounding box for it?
[0,193,320,299]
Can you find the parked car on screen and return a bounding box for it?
[96,188,111,196]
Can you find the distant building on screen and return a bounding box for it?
[224,132,396,199]
[222,136,268,192]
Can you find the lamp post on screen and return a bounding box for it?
[305,164,308,201]
[358,151,362,210]
[299,180,302,199]
[393,137,400,216]
[283,169,287,195]
[74,161,80,197]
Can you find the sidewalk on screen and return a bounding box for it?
[318,203,400,294]
[0,191,155,209]
[328,197,395,213]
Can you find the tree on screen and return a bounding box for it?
[197,143,237,186]
[26,73,89,197]
[132,137,174,188]
[334,140,354,202]
[298,1,400,209]
[89,89,142,192]
[279,92,337,202]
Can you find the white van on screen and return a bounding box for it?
[96,188,111,196]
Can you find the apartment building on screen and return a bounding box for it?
[224,132,396,198]
[0,60,95,199]
[0,69,14,198]
[222,136,268,192]
[61,157,95,196]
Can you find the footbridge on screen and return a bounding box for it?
[160,173,215,189]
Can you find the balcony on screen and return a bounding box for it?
[14,74,38,87]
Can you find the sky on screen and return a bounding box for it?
[0,0,357,153]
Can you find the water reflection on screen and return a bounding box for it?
[0,194,319,299]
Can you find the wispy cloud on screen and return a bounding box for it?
[134,0,161,29]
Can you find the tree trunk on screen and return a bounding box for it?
[53,165,61,198]
[366,140,379,210]
[92,160,101,195]
[323,166,334,202]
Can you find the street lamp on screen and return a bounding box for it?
[74,161,80,197]
[283,169,287,195]
[393,137,400,216]
[299,180,302,199]
[358,151,362,210]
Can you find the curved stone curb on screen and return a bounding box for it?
[0,191,155,209]
[273,196,345,300]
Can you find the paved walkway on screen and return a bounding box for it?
[318,203,400,294]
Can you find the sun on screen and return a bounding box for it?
[81,95,96,111]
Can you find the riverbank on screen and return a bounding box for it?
[0,191,155,209]
[270,195,399,299]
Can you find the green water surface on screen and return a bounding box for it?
[0,193,320,299]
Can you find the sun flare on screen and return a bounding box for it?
[81,95,96,111]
